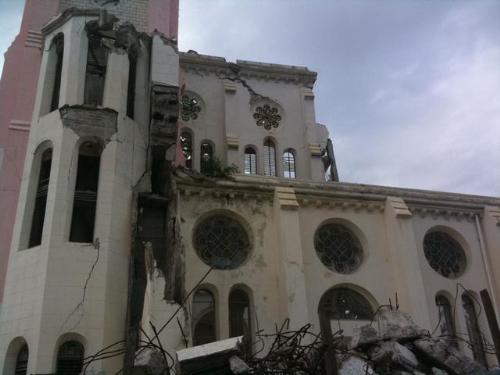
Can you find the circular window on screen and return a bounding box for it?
[314,223,363,274]
[194,214,250,269]
[423,231,466,278]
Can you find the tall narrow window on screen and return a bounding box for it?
[50,34,64,112]
[126,54,137,118]
[435,295,456,346]
[192,289,216,346]
[200,141,213,175]
[69,142,101,243]
[180,131,193,169]
[15,344,28,375]
[229,289,251,338]
[263,139,276,176]
[244,147,257,175]
[282,149,296,179]
[56,341,84,375]
[462,294,487,366]
[29,148,52,247]
[84,34,108,106]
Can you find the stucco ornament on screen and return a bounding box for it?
[194,214,250,269]
[181,94,201,121]
[423,231,466,278]
[253,104,282,130]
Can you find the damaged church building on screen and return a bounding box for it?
[1,1,500,374]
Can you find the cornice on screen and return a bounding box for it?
[179,52,317,86]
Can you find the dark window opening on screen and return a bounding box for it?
[69,142,101,243]
[84,34,108,106]
[263,139,276,176]
[282,149,296,179]
[192,289,216,346]
[15,344,28,375]
[126,55,137,118]
[29,149,52,248]
[319,287,373,321]
[180,131,193,169]
[200,141,213,174]
[436,295,457,347]
[50,34,64,112]
[244,147,256,175]
[56,341,84,375]
[462,293,487,366]
[229,289,251,338]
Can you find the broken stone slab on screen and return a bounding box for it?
[376,308,428,341]
[414,337,484,375]
[339,356,377,375]
[369,341,419,372]
[351,325,380,349]
[229,355,251,374]
[134,347,168,375]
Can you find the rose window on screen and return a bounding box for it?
[181,95,201,121]
[423,231,466,278]
[314,223,363,274]
[253,104,282,130]
[194,214,250,269]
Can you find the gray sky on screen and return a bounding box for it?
[1,0,499,196]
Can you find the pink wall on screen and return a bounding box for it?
[147,0,179,39]
[0,0,60,302]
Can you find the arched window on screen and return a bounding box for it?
[84,33,108,106]
[29,148,53,247]
[282,149,296,179]
[244,147,257,175]
[435,294,456,346]
[192,289,216,346]
[56,341,84,375]
[263,139,276,176]
[462,293,487,366]
[50,34,64,112]
[200,141,214,174]
[319,287,374,321]
[180,131,193,169]
[15,344,28,375]
[69,142,102,243]
[229,289,251,338]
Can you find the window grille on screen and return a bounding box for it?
[314,223,363,274]
[319,287,373,320]
[282,150,296,179]
[15,344,28,375]
[423,231,466,278]
[194,214,250,269]
[56,341,84,375]
[200,141,213,174]
[50,34,64,112]
[244,147,257,175]
[84,34,108,106]
[263,139,276,176]
[69,142,101,243]
[180,131,193,169]
[436,295,457,346]
[29,148,53,247]
[253,104,281,130]
[192,289,216,346]
[462,294,487,366]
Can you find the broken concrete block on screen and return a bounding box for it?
[377,308,427,341]
[229,355,251,374]
[351,325,380,348]
[369,341,418,372]
[414,337,484,375]
[339,356,376,375]
[134,347,168,375]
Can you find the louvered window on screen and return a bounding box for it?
[15,344,28,375]
[462,294,487,366]
[56,341,84,375]
[84,34,108,106]
[50,34,64,112]
[192,289,216,346]
[29,148,52,247]
[244,147,257,175]
[263,139,276,176]
[282,149,296,179]
[69,142,101,243]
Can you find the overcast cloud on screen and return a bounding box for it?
[1,1,499,196]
